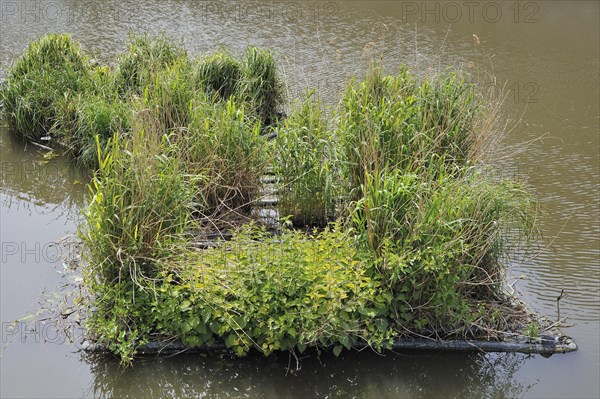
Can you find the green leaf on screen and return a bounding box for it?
[185,335,200,347]
[340,335,352,350]
[297,343,307,353]
[234,345,246,356]
[233,316,247,329]
[196,322,208,334]
[225,333,236,348]
[188,317,199,328]
[333,345,343,357]
[209,322,220,334]
[181,321,192,333]
[180,300,191,311]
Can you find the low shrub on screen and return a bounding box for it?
[86,225,395,363]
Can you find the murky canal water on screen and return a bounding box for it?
[1,1,598,398]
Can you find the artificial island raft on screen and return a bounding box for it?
[0,33,576,364]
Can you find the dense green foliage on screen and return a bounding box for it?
[82,129,197,286]
[239,47,284,125]
[350,169,535,328]
[2,34,538,365]
[86,225,396,361]
[195,51,242,100]
[54,90,130,167]
[114,33,188,96]
[338,66,478,199]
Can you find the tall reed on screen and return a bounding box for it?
[337,65,482,198]
[274,91,338,227]
[53,93,130,168]
[350,166,536,327]
[81,122,198,286]
[239,47,284,125]
[182,97,268,215]
[114,33,188,96]
[140,58,196,133]
[195,51,242,100]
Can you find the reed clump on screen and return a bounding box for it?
[0,34,92,141]
[239,47,284,126]
[53,92,130,168]
[350,167,536,328]
[114,33,188,96]
[1,34,285,168]
[81,126,197,285]
[195,51,242,100]
[81,120,203,360]
[138,58,197,133]
[273,91,338,227]
[182,97,268,215]
[337,66,480,200]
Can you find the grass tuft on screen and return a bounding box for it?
[182,97,268,215]
[114,33,188,96]
[0,34,92,141]
[81,123,199,286]
[239,47,284,126]
[195,51,242,100]
[337,65,482,199]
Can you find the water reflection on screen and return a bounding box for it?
[0,128,88,220]
[84,350,534,398]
